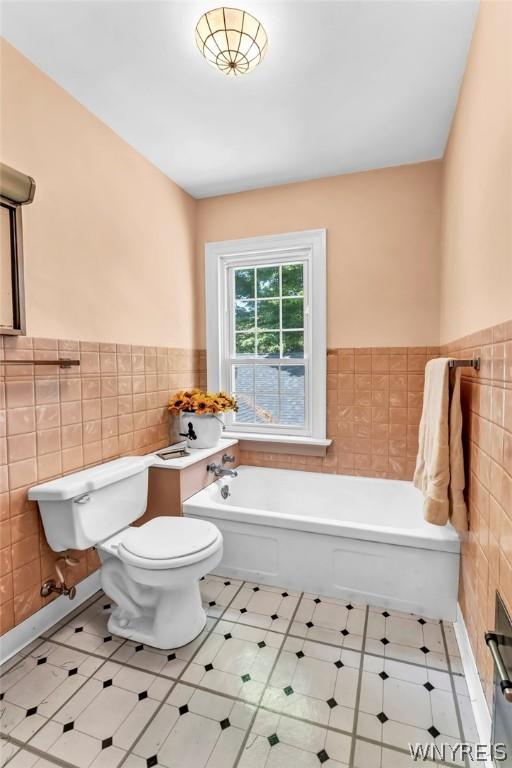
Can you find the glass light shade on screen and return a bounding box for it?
[195,7,268,76]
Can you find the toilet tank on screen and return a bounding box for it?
[28,456,151,552]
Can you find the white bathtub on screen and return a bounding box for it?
[183,466,460,620]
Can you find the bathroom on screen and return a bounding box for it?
[0,0,511,766]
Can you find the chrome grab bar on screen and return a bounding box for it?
[485,632,512,702]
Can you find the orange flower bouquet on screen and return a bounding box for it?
[168,389,238,449]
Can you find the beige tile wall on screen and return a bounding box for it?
[0,336,204,633]
[240,346,439,479]
[442,319,512,706]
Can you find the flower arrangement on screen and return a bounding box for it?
[168,389,238,416]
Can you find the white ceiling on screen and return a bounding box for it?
[1,0,479,198]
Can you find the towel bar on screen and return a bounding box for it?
[448,357,480,371]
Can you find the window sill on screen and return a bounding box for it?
[222,431,332,457]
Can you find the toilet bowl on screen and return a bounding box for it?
[98,516,223,648]
[28,456,223,650]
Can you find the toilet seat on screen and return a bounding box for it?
[117,516,222,570]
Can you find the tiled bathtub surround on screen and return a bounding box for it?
[443,319,512,708]
[240,347,439,481]
[0,335,205,633]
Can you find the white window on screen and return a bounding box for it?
[205,229,327,445]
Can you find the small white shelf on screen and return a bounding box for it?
[148,438,238,471]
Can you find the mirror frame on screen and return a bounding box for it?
[1,195,26,336]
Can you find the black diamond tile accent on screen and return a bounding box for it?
[74,627,83,633]
[377,712,388,724]
[306,621,314,628]
[224,581,231,586]
[418,618,427,625]
[420,646,430,654]
[103,636,112,643]
[208,601,216,607]
[240,608,247,614]
[220,718,231,730]
[241,673,251,683]
[382,611,390,618]
[379,671,389,680]
[103,603,111,610]
[63,721,74,733]
[270,614,279,620]
[346,604,354,610]
[428,726,440,739]
[179,705,189,716]
[26,707,38,717]
[204,663,213,672]
[36,657,47,665]
[103,679,113,689]
[380,637,389,645]
[102,737,113,749]
[283,685,294,696]
[296,651,305,659]
[252,586,260,592]
[268,733,279,747]
[326,697,338,709]
[224,633,232,640]
[341,629,350,636]
[138,691,148,701]
[313,597,321,604]
[147,757,158,768]
[334,660,344,669]
[135,644,144,652]
[258,641,266,648]
[317,749,330,764]
[282,592,289,597]
[0,693,4,700]
[424,682,434,692]
[68,667,78,677]
[167,653,176,661]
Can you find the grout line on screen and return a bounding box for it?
[440,620,471,768]
[348,605,369,768]
[3,736,75,768]
[232,590,305,768]
[115,578,248,768]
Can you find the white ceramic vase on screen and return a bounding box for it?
[180,412,223,449]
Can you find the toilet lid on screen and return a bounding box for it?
[120,517,219,561]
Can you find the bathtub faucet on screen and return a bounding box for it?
[206,462,238,478]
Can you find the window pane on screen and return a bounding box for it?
[235,268,255,299]
[282,298,303,329]
[234,394,255,423]
[257,299,279,329]
[235,333,255,356]
[234,364,254,393]
[280,365,305,425]
[282,263,304,297]
[235,300,255,330]
[255,364,279,392]
[255,395,279,424]
[282,331,304,358]
[257,332,280,358]
[256,266,279,297]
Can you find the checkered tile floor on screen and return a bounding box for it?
[0,576,479,768]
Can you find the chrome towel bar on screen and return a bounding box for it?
[448,357,480,370]
[485,631,512,702]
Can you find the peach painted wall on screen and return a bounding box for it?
[196,161,442,348]
[0,39,199,348]
[440,0,512,344]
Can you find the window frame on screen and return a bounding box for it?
[205,229,326,442]
[0,196,26,336]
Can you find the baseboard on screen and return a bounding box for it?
[0,571,101,665]
[453,603,492,749]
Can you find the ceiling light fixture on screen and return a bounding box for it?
[195,7,268,76]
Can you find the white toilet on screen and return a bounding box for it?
[28,456,223,649]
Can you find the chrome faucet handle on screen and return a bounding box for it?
[222,453,235,464]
